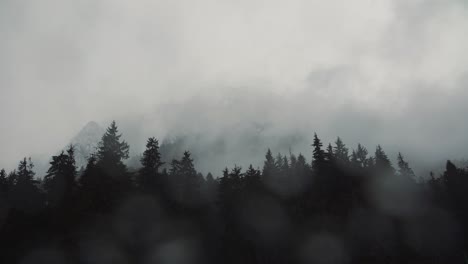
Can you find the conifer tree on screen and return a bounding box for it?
[352,144,368,168]
[9,158,43,213]
[203,172,218,201]
[244,165,261,191]
[16,157,35,184]
[169,151,201,207]
[275,153,284,172]
[43,145,77,207]
[374,145,394,173]
[397,152,415,179]
[263,149,276,177]
[326,143,334,162]
[333,137,349,162]
[312,133,326,170]
[7,170,17,188]
[0,169,7,193]
[79,121,132,211]
[139,137,164,192]
[96,121,129,176]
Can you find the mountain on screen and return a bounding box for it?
[70,121,105,169]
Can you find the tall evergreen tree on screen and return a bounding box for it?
[326,143,334,162]
[80,121,132,212]
[9,158,43,213]
[203,172,218,202]
[262,149,276,177]
[333,137,349,162]
[179,151,197,178]
[96,120,130,176]
[0,169,7,193]
[312,133,326,170]
[7,170,17,188]
[43,145,77,207]
[352,144,368,168]
[169,151,201,207]
[275,153,285,171]
[138,137,164,192]
[397,152,415,179]
[79,121,131,212]
[244,165,261,192]
[374,145,394,173]
[289,153,311,196]
[16,157,35,184]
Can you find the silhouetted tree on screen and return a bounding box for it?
[138,137,164,193]
[262,149,276,177]
[312,133,326,171]
[78,154,107,211]
[326,143,334,162]
[244,165,261,193]
[374,145,394,173]
[351,143,368,168]
[78,122,131,212]
[96,121,130,176]
[43,145,77,207]
[169,151,202,208]
[397,152,415,179]
[334,137,349,162]
[0,169,7,193]
[8,158,43,213]
[3,130,468,264]
[202,172,218,203]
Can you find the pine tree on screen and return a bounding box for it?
[79,121,132,211]
[179,151,197,178]
[352,144,368,168]
[9,158,43,213]
[326,143,334,162]
[16,157,35,184]
[228,165,243,192]
[200,172,218,204]
[397,152,415,179]
[206,172,215,183]
[375,145,394,173]
[96,120,130,176]
[290,153,311,195]
[244,165,261,191]
[78,154,115,212]
[290,153,297,169]
[262,149,276,177]
[0,169,7,193]
[139,137,164,192]
[333,137,349,162]
[275,153,284,170]
[43,145,77,207]
[169,151,201,207]
[7,170,17,188]
[312,133,326,170]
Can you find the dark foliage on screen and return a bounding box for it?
[0,123,467,263]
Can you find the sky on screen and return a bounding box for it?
[1,0,468,174]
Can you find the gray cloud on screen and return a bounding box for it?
[1,0,467,175]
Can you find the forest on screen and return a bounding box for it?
[0,121,467,264]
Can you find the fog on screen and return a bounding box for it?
[1,0,468,175]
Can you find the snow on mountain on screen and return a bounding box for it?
[70,121,105,169]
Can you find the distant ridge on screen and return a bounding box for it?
[70,121,105,169]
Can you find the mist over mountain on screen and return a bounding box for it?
[53,117,461,178]
[69,121,105,169]
[1,1,468,262]
[1,0,468,176]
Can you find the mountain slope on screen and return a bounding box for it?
[70,121,105,169]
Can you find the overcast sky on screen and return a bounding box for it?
[1,0,468,173]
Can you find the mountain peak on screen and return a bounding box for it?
[70,121,105,168]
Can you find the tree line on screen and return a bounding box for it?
[0,121,467,263]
